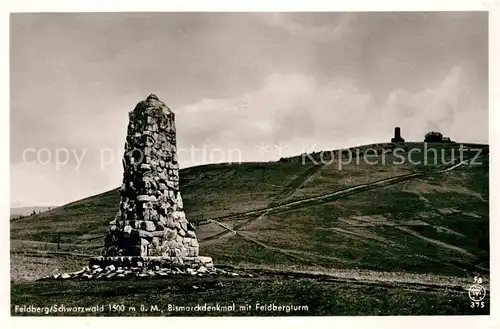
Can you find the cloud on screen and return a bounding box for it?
[176,65,486,162]
[262,12,353,42]
[383,66,488,142]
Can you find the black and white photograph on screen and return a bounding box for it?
[5,3,497,324]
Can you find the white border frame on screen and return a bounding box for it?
[1,1,498,328]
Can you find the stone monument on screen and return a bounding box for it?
[91,94,213,271]
[391,127,405,143]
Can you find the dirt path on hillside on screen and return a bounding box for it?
[394,226,476,258]
[199,158,482,268]
[201,158,474,244]
[200,164,327,242]
[272,163,326,203]
[200,173,417,242]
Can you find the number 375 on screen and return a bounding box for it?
[471,301,485,308]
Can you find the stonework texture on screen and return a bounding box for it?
[103,94,199,259]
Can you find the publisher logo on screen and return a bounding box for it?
[468,276,486,302]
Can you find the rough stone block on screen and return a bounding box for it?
[166,216,176,229]
[180,220,188,232]
[143,221,156,231]
[198,256,212,264]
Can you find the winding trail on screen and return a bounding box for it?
[200,158,473,244]
[198,158,486,272]
[395,226,475,257]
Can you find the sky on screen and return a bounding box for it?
[10,12,488,207]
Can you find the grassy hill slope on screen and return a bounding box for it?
[11,142,489,281]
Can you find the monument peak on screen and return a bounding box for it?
[132,94,172,116]
[147,93,160,101]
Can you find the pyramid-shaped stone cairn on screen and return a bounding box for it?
[90,94,213,271]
